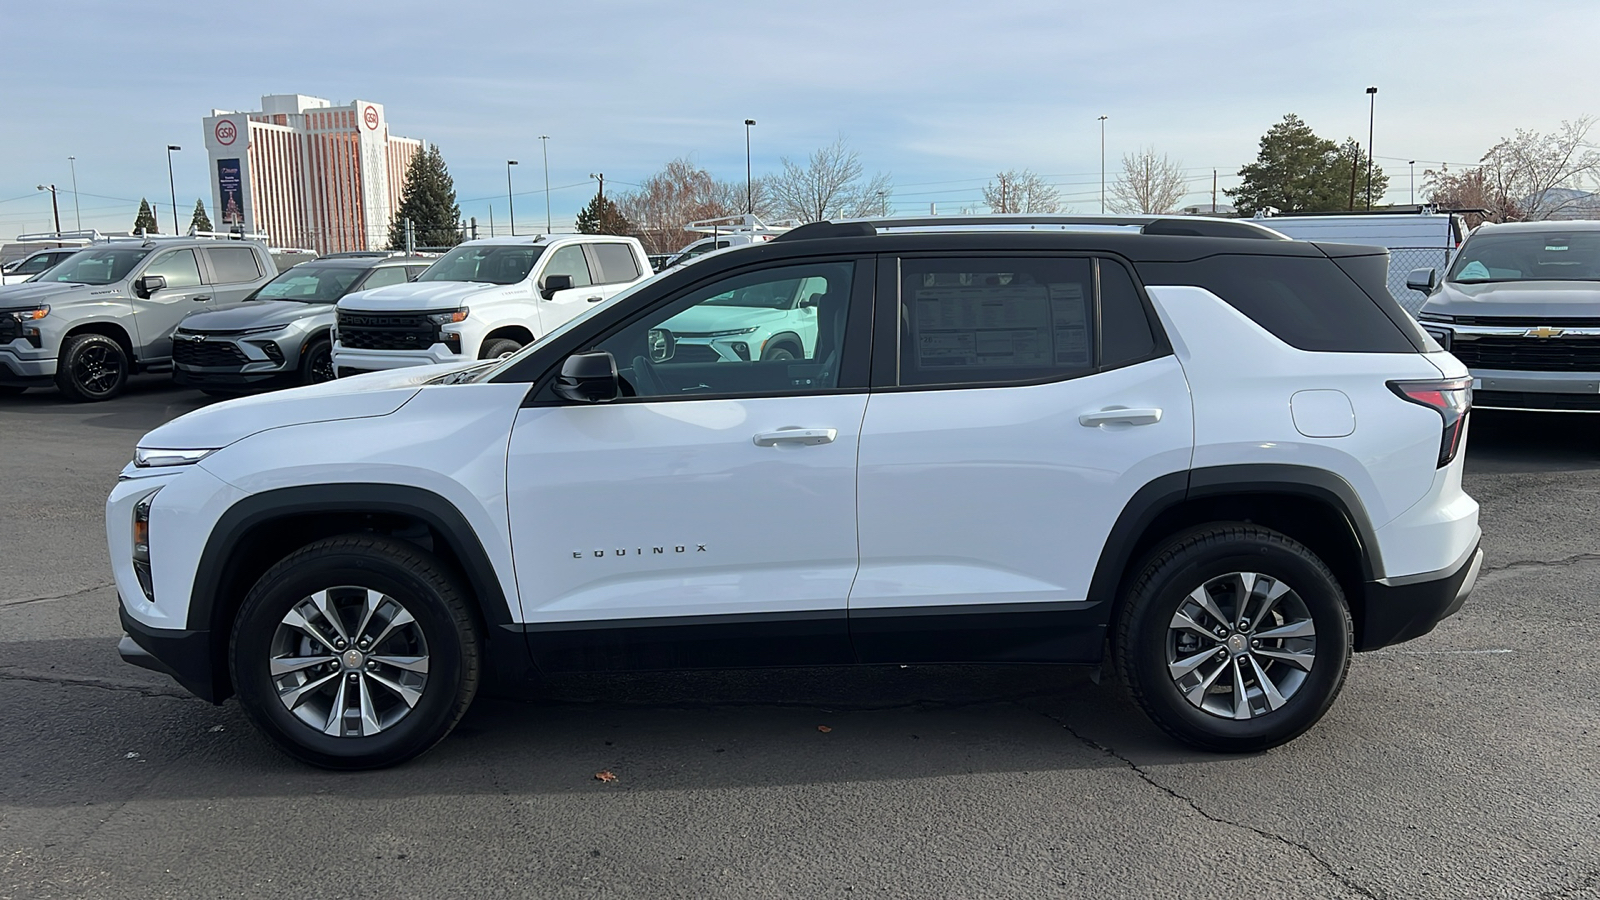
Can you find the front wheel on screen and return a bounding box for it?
[1114,524,1352,753]
[478,338,523,360]
[229,535,482,769]
[299,339,334,385]
[55,333,129,402]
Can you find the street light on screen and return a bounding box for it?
[506,160,519,236]
[538,135,551,233]
[744,119,756,214]
[1098,115,1109,214]
[67,156,81,231]
[166,145,181,234]
[35,184,61,233]
[1409,160,1416,205]
[1365,87,1377,210]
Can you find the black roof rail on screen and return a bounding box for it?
[771,215,1288,242]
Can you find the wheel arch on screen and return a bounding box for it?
[63,320,136,361]
[481,325,536,354]
[763,330,804,356]
[190,483,517,701]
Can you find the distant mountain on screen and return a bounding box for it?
[1525,187,1600,219]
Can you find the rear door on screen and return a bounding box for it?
[202,246,269,303]
[850,253,1194,664]
[129,248,208,359]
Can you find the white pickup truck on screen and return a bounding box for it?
[331,234,651,375]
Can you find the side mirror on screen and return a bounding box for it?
[540,273,574,300]
[553,350,619,403]
[1405,268,1439,294]
[647,328,676,362]
[134,274,167,298]
[1,262,17,274]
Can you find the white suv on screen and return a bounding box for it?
[108,215,1481,769]
[330,234,650,375]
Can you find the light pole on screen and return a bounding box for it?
[1098,115,1109,214]
[166,145,181,234]
[36,185,61,233]
[877,190,889,217]
[1365,87,1377,210]
[67,156,81,231]
[506,160,518,236]
[743,119,756,214]
[1409,160,1416,205]
[538,135,551,233]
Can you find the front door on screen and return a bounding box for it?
[506,258,871,671]
[536,243,602,333]
[130,248,209,360]
[850,254,1194,664]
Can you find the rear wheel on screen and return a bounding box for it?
[478,338,523,360]
[229,535,481,769]
[55,333,129,402]
[1114,524,1352,753]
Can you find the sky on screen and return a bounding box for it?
[4,0,1599,240]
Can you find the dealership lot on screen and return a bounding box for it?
[2,378,1598,899]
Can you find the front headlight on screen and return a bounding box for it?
[134,447,217,468]
[427,308,470,325]
[6,305,48,322]
[706,326,759,337]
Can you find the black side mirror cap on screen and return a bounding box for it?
[1405,267,1439,294]
[553,350,619,403]
[540,273,574,300]
[134,274,167,298]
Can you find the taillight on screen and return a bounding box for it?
[1389,377,1472,467]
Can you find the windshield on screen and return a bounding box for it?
[249,265,364,302]
[1448,231,1600,283]
[37,247,151,286]
[415,244,544,285]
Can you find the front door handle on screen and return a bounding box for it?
[753,427,838,447]
[192,296,212,302]
[585,296,603,303]
[1079,407,1163,427]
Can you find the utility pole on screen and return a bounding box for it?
[538,135,551,233]
[999,177,1007,213]
[1409,160,1416,205]
[166,145,181,234]
[36,185,61,232]
[1098,115,1109,214]
[488,204,495,239]
[506,160,518,236]
[590,173,605,199]
[1365,86,1378,209]
[67,157,81,231]
[1212,169,1218,212]
[744,119,756,214]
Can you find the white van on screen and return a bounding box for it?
[1252,210,1469,312]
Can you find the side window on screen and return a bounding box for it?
[590,243,641,284]
[1098,259,1158,367]
[898,257,1093,387]
[358,266,408,290]
[205,247,264,284]
[142,249,203,289]
[17,254,55,275]
[541,245,593,289]
[406,266,428,281]
[593,261,855,400]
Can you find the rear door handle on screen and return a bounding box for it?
[753,427,838,447]
[1079,407,1163,427]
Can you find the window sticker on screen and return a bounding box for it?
[911,277,1090,370]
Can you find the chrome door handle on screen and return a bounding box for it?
[1079,407,1163,427]
[752,427,838,447]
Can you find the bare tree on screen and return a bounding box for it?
[1110,148,1189,214]
[766,138,892,223]
[983,169,1062,213]
[1429,118,1600,223]
[614,158,745,254]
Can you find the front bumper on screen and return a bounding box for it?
[331,343,465,373]
[1468,368,1600,411]
[173,365,293,389]
[1356,540,1483,651]
[119,603,221,702]
[0,341,56,384]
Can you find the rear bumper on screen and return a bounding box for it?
[118,602,221,702]
[1356,540,1482,651]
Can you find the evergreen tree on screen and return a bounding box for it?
[132,198,160,234]
[388,145,461,250]
[189,199,212,234]
[575,192,633,235]
[1229,114,1388,215]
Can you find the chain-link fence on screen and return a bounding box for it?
[1387,247,1454,315]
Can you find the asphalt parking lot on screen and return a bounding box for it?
[2,376,1598,900]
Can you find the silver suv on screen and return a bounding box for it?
[0,236,276,401]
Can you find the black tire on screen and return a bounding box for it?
[55,333,129,402]
[478,338,523,360]
[761,342,799,361]
[229,535,481,769]
[1113,524,1352,753]
[299,339,334,385]
[0,385,25,396]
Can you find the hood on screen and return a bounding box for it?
[1422,280,1600,318]
[178,299,330,332]
[0,281,95,309]
[138,362,474,452]
[661,304,786,335]
[337,281,503,313]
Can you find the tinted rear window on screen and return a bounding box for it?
[1136,254,1417,353]
[591,243,641,284]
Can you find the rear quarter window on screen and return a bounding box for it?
[1136,254,1418,353]
[591,242,642,284]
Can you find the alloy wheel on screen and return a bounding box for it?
[1166,571,1316,720]
[74,344,123,396]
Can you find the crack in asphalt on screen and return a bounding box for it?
[1026,703,1381,900]
[0,667,191,700]
[0,581,116,609]
[1482,552,1600,574]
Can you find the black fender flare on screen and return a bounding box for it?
[762,330,805,358]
